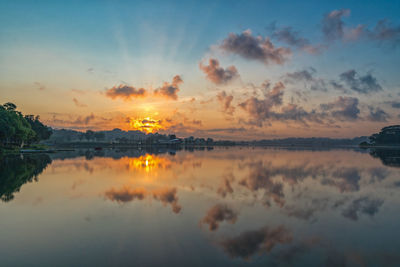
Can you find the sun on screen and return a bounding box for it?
[129,117,163,133]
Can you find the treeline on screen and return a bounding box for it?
[0,102,52,148]
[360,125,400,147]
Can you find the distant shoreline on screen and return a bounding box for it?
[3,144,400,156]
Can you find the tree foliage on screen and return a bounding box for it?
[0,103,52,147]
[368,125,400,145]
[24,115,52,143]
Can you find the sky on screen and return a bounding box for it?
[0,0,400,140]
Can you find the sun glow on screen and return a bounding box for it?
[128,154,170,173]
[129,117,163,133]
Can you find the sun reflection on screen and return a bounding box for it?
[128,154,170,173]
[128,117,163,133]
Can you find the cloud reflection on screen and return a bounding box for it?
[220,225,292,259]
[104,186,147,203]
[201,204,238,231]
[104,186,181,213]
[342,196,384,221]
[152,187,182,214]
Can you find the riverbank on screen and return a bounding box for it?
[0,144,74,155]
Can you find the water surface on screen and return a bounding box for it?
[1,147,399,266]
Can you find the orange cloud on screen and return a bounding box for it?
[105,85,147,101]
[154,75,183,100]
[200,58,239,84]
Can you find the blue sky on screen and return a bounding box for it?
[1,0,400,139]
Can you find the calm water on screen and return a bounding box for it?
[1,147,400,266]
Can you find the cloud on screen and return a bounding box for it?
[388,101,400,109]
[34,82,46,91]
[217,91,235,115]
[73,113,96,125]
[284,68,328,92]
[263,81,285,104]
[191,119,202,125]
[285,68,382,94]
[105,85,147,100]
[199,58,239,84]
[72,98,87,108]
[271,25,323,54]
[329,80,348,93]
[342,196,384,221]
[154,75,183,100]
[339,70,382,94]
[206,127,247,134]
[239,81,285,126]
[321,10,400,46]
[367,107,390,122]
[152,187,181,213]
[285,68,384,97]
[239,82,327,126]
[220,30,291,65]
[239,97,273,126]
[344,24,366,41]
[322,9,351,41]
[368,19,400,46]
[201,204,238,231]
[320,96,360,121]
[284,68,328,91]
[71,89,86,95]
[104,186,147,203]
[220,225,292,259]
[45,112,113,130]
[285,69,315,82]
[273,104,322,124]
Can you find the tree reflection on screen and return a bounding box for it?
[370,148,400,167]
[0,154,51,202]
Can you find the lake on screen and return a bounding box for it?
[1,147,399,266]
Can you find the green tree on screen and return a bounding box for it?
[6,106,35,146]
[3,102,16,111]
[24,115,52,144]
[0,103,52,147]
